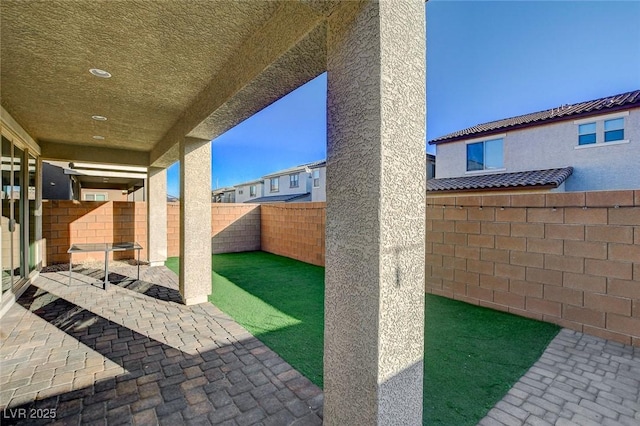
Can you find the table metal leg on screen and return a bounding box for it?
[69,253,72,286]
[137,249,140,281]
[104,250,109,290]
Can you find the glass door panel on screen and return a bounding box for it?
[13,144,24,284]
[28,155,37,272]
[1,136,12,296]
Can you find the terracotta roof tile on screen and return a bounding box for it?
[427,167,573,193]
[429,90,640,144]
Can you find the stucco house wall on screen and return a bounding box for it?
[311,165,326,202]
[263,169,312,197]
[235,181,264,203]
[435,108,640,191]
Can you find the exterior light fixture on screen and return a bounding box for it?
[91,115,107,121]
[89,68,112,78]
[92,135,105,140]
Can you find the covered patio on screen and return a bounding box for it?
[1,262,323,424]
[2,1,426,423]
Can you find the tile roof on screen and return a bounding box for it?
[245,193,311,203]
[429,90,640,144]
[427,167,573,193]
[262,160,325,178]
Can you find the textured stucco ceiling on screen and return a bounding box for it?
[1,0,328,166]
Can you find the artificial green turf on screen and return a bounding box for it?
[166,251,559,425]
[423,295,559,425]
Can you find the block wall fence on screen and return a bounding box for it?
[43,200,147,264]
[260,203,325,266]
[426,190,640,347]
[42,191,640,345]
[43,201,260,263]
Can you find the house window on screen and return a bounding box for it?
[312,169,320,188]
[578,123,596,145]
[270,177,279,192]
[289,173,299,188]
[575,113,628,148]
[84,193,107,201]
[466,138,503,171]
[604,118,624,142]
[250,185,256,197]
[238,189,243,195]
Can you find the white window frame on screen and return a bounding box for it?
[312,169,320,188]
[289,173,299,188]
[84,192,108,201]
[270,177,279,192]
[574,111,630,150]
[464,134,506,174]
[249,185,256,197]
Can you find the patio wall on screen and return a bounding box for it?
[426,190,640,346]
[167,202,180,257]
[43,200,147,264]
[42,192,640,346]
[44,201,260,262]
[261,202,325,266]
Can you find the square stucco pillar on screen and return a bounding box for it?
[324,2,426,425]
[179,137,212,305]
[147,167,167,267]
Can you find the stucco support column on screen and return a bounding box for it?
[147,167,167,267]
[324,2,426,425]
[179,137,212,305]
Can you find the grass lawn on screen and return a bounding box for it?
[166,251,559,425]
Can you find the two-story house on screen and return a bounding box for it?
[428,90,640,193]
[234,179,264,203]
[212,160,326,203]
[309,160,326,202]
[253,163,313,203]
[212,187,235,203]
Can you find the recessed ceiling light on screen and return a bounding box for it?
[89,68,112,78]
[91,115,107,121]
[92,135,105,140]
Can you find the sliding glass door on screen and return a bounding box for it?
[1,133,37,308]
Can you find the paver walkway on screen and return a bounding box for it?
[480,329,640,426]
[2,264,640,425]
[0,264,323,425]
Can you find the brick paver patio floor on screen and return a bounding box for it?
[0,264,323,425]
[2,263,639,425]
[480,329,640,426]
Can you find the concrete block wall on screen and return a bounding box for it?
[167,202,180,257]
[43,200,147,264]
[44,201,259,262]
[426,190,640,346]
[211,204,261,254]
[261,202,325,266]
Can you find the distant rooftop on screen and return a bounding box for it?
[427,167,573,193]
[248,193,310,203]
[429,90,640,145]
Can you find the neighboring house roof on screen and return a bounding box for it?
[234,179,263,188]
[308,160,326,169]
[427,167,573,193]
[246,193,310,203]
[212,187,235,195]
[429,90,640,145]
[262,160,325,178]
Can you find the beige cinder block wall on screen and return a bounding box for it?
[425,190,640,347]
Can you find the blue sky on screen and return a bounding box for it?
[167,0,640,197]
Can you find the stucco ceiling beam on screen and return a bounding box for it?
[149,2,327,167]
[40,141,149,167]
